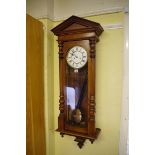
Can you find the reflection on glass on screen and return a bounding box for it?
[66,87,75,110]
[66,64,88,127]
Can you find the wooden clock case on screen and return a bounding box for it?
[51,16,103,148]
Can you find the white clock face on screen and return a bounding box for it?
[66,46,87,69]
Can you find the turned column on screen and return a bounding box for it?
[88,38,96,136]
[58,40,65,131]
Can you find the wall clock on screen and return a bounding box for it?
[51,15,103,148]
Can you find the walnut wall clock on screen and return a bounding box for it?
[51,15,104,148]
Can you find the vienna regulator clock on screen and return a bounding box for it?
[51,16,103,148]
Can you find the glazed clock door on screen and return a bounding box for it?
[64,40,90,133]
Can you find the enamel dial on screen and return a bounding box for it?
[66,46,87,69]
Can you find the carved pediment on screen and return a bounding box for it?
[51,15,103,36]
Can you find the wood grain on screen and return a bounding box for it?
[26,14,46,155]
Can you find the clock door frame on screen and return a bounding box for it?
[63,40,89,134]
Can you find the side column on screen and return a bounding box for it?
[57,40,65,131]
[88,38,96,136]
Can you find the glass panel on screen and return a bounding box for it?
[65,64,88,127]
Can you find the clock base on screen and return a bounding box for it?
[56,128,101,149]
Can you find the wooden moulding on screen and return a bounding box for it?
[56,128,101,148]
[52,15,103,36]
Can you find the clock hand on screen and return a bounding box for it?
[72,52,78,59]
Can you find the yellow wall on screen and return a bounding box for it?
[40,12,124,155]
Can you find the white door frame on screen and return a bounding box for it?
[119,12,129,155]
